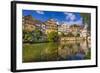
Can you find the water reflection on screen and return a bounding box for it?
[23,40,91,63]
[58,41,91,60]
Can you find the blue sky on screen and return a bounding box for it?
[23,10,83,25]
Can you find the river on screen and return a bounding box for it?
[23,40,91,63]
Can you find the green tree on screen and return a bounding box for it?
[66,32,74,37]
[31,29,43,42]
[76,33,80,37]
[47,31,58,42]
[23,31,33,42]
[80,13,91,30]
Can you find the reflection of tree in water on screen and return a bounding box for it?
[23,40,91,62]
[40,42,58,61]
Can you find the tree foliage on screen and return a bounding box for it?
[47,31,58,42]
[66,32,74,37]
[80,13,91,30]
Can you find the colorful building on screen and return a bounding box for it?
[58,24,70,35]
[22,15,36,32]
[45,19,58,34]
[22,15,45,33]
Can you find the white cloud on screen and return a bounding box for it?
[64,12,76,21]
[63,17,83,25]
[36,11,44,14]
[64,12,71,15]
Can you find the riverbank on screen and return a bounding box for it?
[23,36,90,44]
[60,37,90,41]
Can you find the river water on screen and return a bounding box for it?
[23,40,91,63]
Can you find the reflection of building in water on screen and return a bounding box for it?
[58,42,79,59]
[58,40,90,60]
[79,40,90,55]
[80,24,88,38]
[58,45,70,59]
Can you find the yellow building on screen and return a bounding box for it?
[22,15,38,32]
[45,19,58,34]
[23,24,36,32]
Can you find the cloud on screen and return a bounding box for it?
[64,12,76,21]
[63,17,83,25]
[36,11,44,14]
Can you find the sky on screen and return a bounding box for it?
[23,10,83,25]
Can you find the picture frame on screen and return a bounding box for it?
[11,1,98,72]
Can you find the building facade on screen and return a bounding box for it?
[69,24,81,36]
[22,15,36,32]
[58,24,70,35]
[22,15,46,33]
[45,19,58,34]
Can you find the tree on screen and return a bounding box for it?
[60,32,66,37]
[31,29,43,42]
[23,31,33,42]
[76,33,80,37]
[80,13,91,30]
[47,31,58,42]
[66,32,74,37]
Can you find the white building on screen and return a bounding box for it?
[58,24,70,35]
[80,24,88,38]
